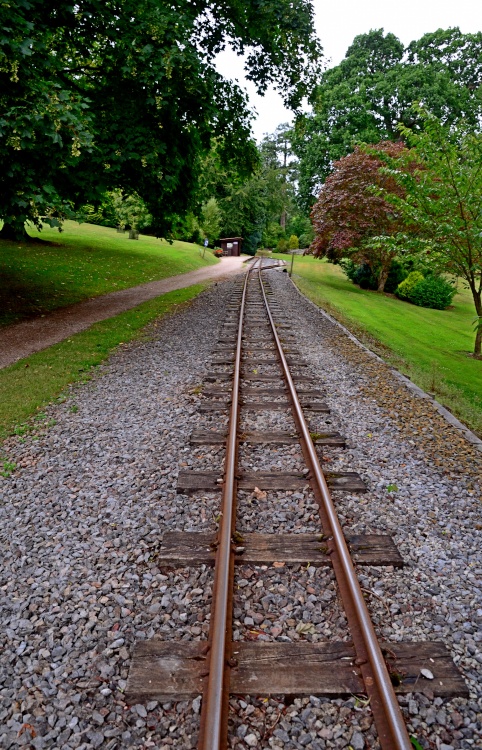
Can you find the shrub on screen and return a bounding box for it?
[288,234,299,250]
[395,271,424,300]
[384,260,408,293]
[409,275,456,310]
[340,259,408,292]
[277,238,289,253]
[339,260,374,288]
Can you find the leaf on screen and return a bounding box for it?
[410,736,424,750]
[19,38,34,56]
[386,483,399,493]
[17,724,36,738]
[273,561,285,568]
[253,486,267,500]
[296,622,316,634]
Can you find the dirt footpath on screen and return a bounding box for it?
[0,256,245,369]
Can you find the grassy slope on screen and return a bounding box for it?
[0,285,205,442]
[0,221,217,326]
[276,254,482,435]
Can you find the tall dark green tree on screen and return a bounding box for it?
[293,27,482,211]
[0,0,322,239]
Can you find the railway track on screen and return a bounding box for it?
[126,259,467,749]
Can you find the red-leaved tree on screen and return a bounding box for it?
[310,142,413,291]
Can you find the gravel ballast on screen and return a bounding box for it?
[0,268,481,749]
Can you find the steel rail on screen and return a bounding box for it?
[258,268,412,750]
[198,266,251,750]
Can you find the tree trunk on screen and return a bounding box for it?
[377,264,390,293]
[473,290,482,358]
[0,221,29,241]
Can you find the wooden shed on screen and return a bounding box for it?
[219,237,243,256]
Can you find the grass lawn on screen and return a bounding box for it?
[0,220,217,326]
[0,284,205,445]
[275,254,482,436]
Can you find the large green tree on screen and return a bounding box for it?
[0,0,322,239]
[293,27,482,211]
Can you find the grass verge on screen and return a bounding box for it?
[0,284,205,442]
[275,254,482,436]
[0,220,217,326]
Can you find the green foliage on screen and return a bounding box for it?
[0,0,322,238]
[219,176,266,253]
[287,214,313,240]
[341,259,408,293]
[199,124,312,255]
[298,233,312,249]
[172,212,202,244]
[288,234,299,250]
[277,238,289,253]
[373,107,482,354]
[79,194,119,228]
[1,460,16,478]
[201,198,221,244]
[114,192,152,233]
[409,276,457,310]
[292,27,482,211]
[395,271,425,301]
[262,222,285,249]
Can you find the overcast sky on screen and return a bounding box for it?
[216,0,482,141]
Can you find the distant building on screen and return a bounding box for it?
[219,237,243,256]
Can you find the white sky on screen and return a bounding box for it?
[216,0,482,141]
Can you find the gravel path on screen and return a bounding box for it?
[0,256,245,369]
[0,268,481,749]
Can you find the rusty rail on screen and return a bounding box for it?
[198,260,411,749]
[198,266,250,750]
[257,267,412,749]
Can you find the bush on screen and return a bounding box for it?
[340,259,408,292]
[384,260,408,293]
[409,275,456,310]
[277,238,289,253]
[395,271,425,300]
[339,260,377,289]
[288,234,299,250]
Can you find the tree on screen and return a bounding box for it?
[219,176,268,255]
[0,0,322,239]
[201,127,303,254]
[374,110,482,357]
[292,28,482,211]
[310,142,413,292]
[259,124,298,230]
[201,198,222,245]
